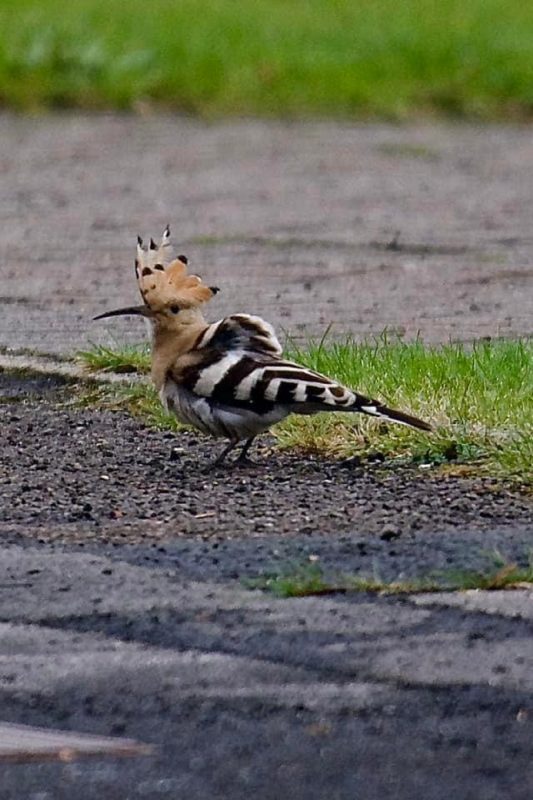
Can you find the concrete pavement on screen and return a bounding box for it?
[0,542,531,798]
[1,115,532,356]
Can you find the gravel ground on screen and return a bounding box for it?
[1,382,531,581]
[1,398,531,544]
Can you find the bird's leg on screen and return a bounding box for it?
[168,445,181,462]
[235,436,256,465]
[204,439,240,470]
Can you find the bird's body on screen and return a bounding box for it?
[159,315,299,441]
[157,313,430,445]
[95,228,431,465]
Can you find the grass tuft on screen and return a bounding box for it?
[246,563,440,597]
[77,335,533,483]
[77,343,150,374]
[248,554,533,598]
[439,551,533,591]
[77,381,182,432]
[279,335,532,482]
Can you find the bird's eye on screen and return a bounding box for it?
[169,305,180,315]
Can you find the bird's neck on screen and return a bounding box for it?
[150,318,209,391]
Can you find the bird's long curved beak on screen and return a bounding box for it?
[93,305,152,321]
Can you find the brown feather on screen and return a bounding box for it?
[136,229,217,311]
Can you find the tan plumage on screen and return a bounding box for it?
[135,227,215,310]
[95,228,431,466]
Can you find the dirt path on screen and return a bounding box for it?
[1,116,532,356]
[0,537,531,800]
[1,399,531,553]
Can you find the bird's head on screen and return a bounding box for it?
[93,226,219,335]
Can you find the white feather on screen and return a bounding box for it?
[194,351,242,396]
[265,378,281,401]
[234,368,262,400]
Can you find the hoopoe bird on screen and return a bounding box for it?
[95,227,431,466]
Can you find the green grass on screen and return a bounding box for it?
[247,554,533,597]
[78,343,151,374]
[2,0,533,118]
[77,380,182,432]
[278,335,533,482]
[247,562,440,597]
[77,335,533,484]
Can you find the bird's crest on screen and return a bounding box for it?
[135,226,217,310]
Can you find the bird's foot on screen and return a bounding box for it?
[337,455,362,469]
[201,458,229,473]
[233,454,259,469]
[201,456,258,473]
[169,446,184,462]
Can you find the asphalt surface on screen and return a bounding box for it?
[1,115,532,355]
[0,545,532,800]
[0,116,532,798]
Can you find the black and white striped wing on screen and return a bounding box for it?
[226,359,367,412]
[244,363,431,429]
[179,349,366,413]
[177,314,431,430]
[178,351,431,431]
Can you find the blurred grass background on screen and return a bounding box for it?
[1,0,533,118]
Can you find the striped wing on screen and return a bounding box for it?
[180,314,354,411]
[172,313,431,430]
[176,353,365,413]
[177,314,372,411]
[227,359,359,410]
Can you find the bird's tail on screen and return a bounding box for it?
[352,397,432,432]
